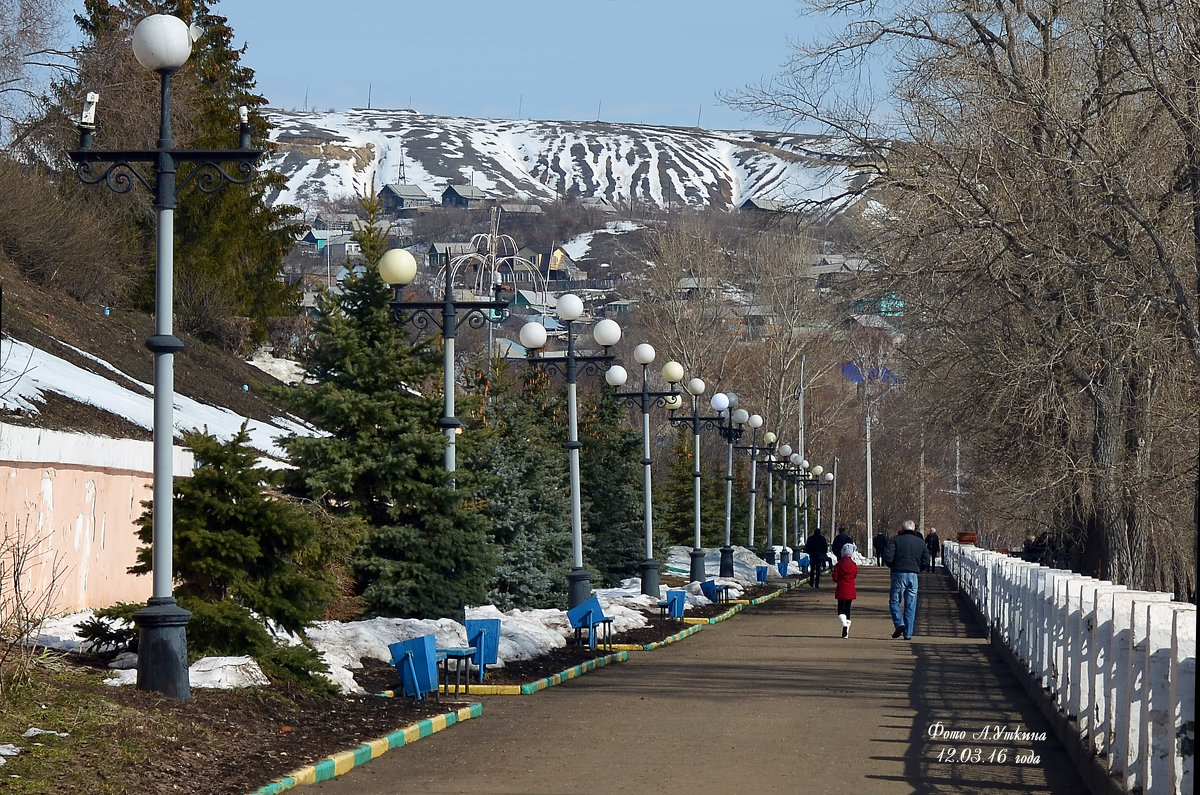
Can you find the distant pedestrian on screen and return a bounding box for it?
[805,528,828,589]
[873,531,888,566]
[831,542,858,638]
[925,527,941,569]
[884,519,931,640]
[831,527,854,561]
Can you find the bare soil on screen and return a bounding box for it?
[3,595,781,795]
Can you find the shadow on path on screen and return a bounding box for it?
[310,567,1088,795]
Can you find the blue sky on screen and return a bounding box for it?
[220,0,818,131]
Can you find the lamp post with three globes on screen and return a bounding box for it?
[605,346,683,597]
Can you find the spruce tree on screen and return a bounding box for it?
[579,382,643,586]
[658,428,726,548]
[123,423,340,684]
[466,361,572,610]
[53,0,299,340]
[277,197,495,619]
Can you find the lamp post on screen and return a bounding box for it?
[605,346,683,598]
[760,432,777,563]
[733,413,764,551]
[379,248,513,483]
[520,294,621,608]
[666,379,727,583]
[67,14,262,700]
[765,444,794,568]
[802,464,835,535]
[714,397,748,578]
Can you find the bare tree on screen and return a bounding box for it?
[0,0,68,146]
[727,0,1198,594]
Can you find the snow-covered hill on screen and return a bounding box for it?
[264,108,871,213]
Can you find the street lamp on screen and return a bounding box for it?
[666,378,727,583]
[732,413,764,551]
[520,294,621,608]
[761,432,778,563]
[379,248,513,484]
[794,454,809,551]
[605,346,683,598]
[802,463,835,536]
[67,13,262,700]
[760,443,794,567]
[713,396,750,578]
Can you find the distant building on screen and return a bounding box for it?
[313,212,358,231]
[580,196,618,214]
[427,242,478,270]
[738,197,788,213]
[811,254,871,291]
[675,277,724,301]
[377,183,433,215]
[499,202,543,216]
[603,299,636,316]
[441,184,490,209]
[547,247,586,281]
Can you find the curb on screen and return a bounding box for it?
[466,650,629,695]
[747,586,789,605]
[611,622,704,651]
[249,702,482,794]
[683,603,745,624]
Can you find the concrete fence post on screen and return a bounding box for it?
[1091,586,1129,759]
[1140,602,1193,795]
[1170,606,1196,794]
[1082,583,1124,746]
[1109,591,1173,783]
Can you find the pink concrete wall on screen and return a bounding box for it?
[1,463,150,613]
[1,425,193,614]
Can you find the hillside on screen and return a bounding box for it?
[0,257,295,445]
[265,108,872,214]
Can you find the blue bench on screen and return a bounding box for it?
[657,589,686,621]
[700,579,731,604]
[567,595,613,650]
[389,635,438,701]
[465,618,501,683]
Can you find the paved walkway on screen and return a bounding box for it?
[311,567,1089,794]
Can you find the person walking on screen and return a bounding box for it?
[805,528,828,588]
[831,542,858,638]
[831,526,854,561]
[925,527,941,570]
[873,531,888,566]
[884,519,931,639]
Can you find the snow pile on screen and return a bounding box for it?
[32,545,791,694]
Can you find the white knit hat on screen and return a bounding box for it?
[840,543,857,557]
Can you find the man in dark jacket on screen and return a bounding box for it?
[883,519,931,639]
[925,527,941,569]
[873,531,888,566]
[804,528,829,588]
[831,527,854,561]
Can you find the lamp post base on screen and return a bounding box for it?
[567,567,592,609]
[765,547,776,564]
[719,545,734,578]
[689,548,706,582]
[639,559,660,598]
[780,546,791,569]
[132,596,192,701]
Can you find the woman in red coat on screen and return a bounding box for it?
[831,543,859,638]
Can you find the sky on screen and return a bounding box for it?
[218,0,818,131]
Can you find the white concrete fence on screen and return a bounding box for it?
[943,541,1195,795]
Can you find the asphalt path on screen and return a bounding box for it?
[311,567,1088,794]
